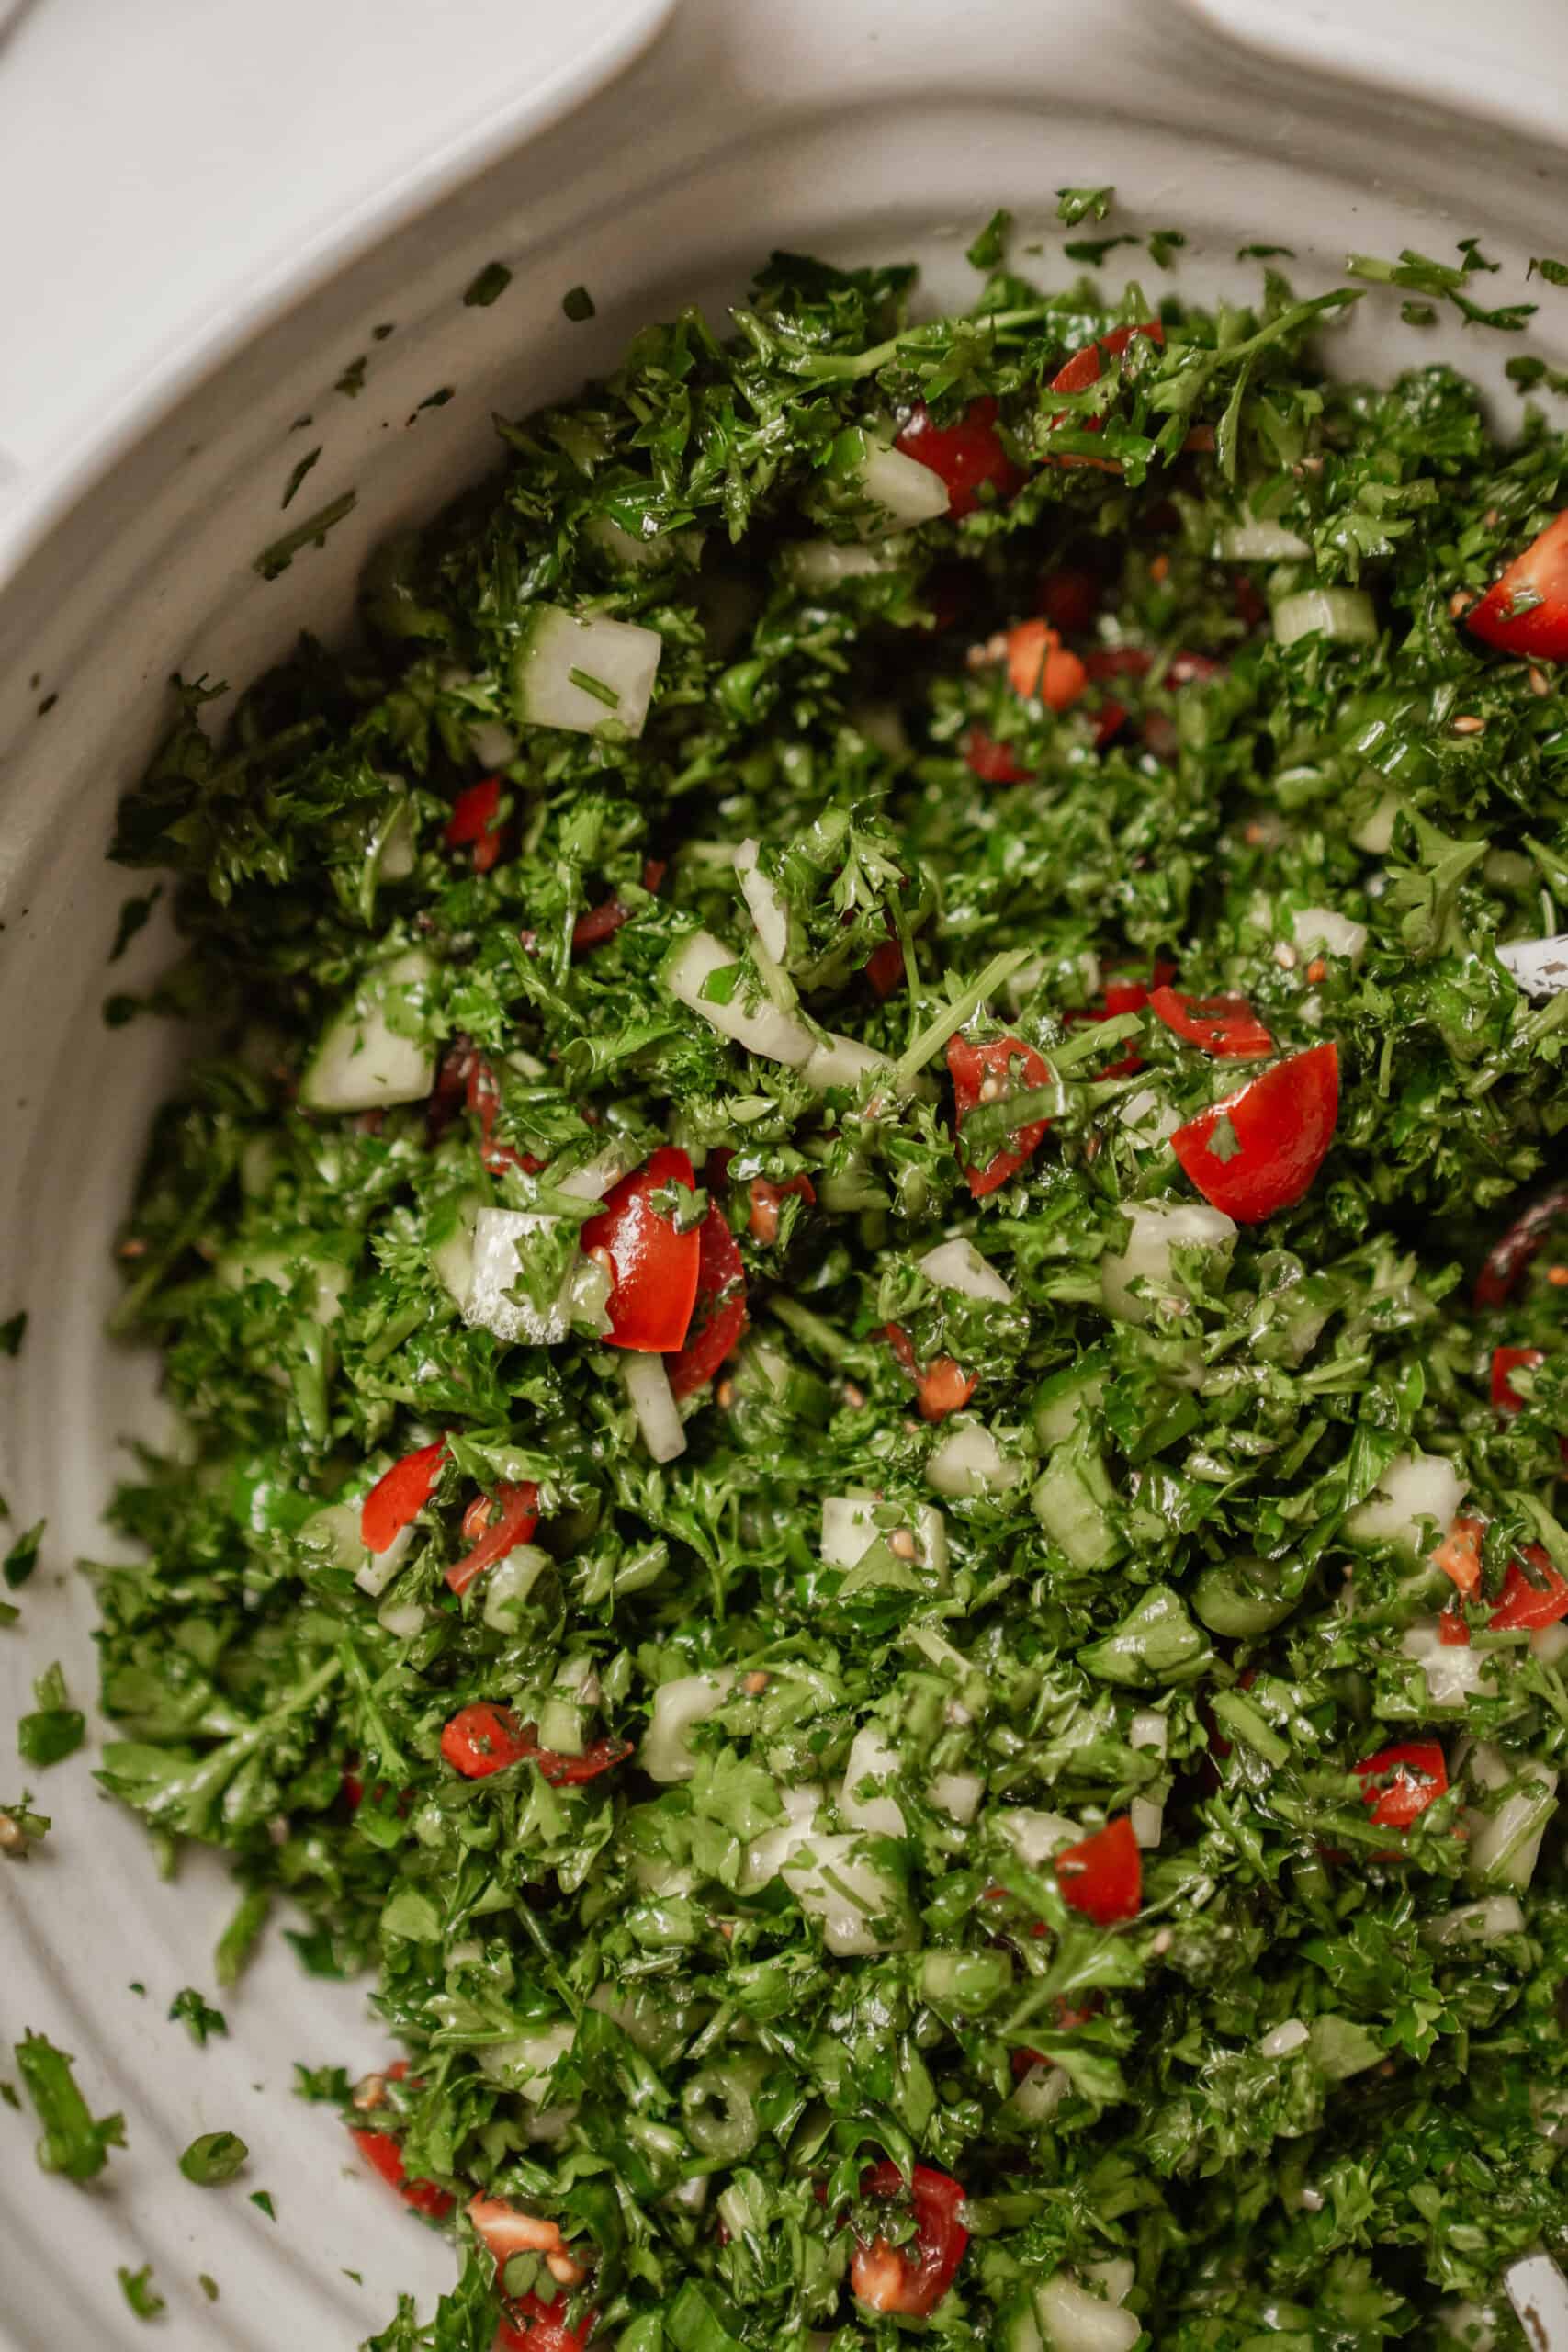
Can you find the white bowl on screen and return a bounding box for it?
[0,2,1562,2343]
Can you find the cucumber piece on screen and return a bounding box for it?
[1191,1556,1300,1637]
[513,602,663,738]
[1032,1442,1122,1572]
[300,947,435,1114]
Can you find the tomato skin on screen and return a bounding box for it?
[570,896,630,953]
[947,1034,1052,1197]
[893,396,1023,520]
[1003,620,1088,711]
[864,936,907,998]
[1040,567,1100,633]
[1169,1042,1339,1223]
[666,1206,748,1397]
[1353,1740,1448,1832]
[581,1146,701,1352]
[440,1702,631,1785]
[1046,322,1165,467]
[1434,1513,1485,1599]
[1150,984,1275,1059]
[348,2124,455,2219]
[494,2296,598,2352]
[885,1324,976,1421]
[446,777,504,870]
[850,2164,968,2318]
[1474,1182,1568,1307]
[1489,1544,1568,1631]
[747,1172,816,1246]
[362,1441,447,1554]
[465,1054,544,1177]
[1492,1343,1545,1412]
[962,726,1030,786]
[1054,1815,1142,1925]
[1467,509,1568,661]
[446,1481,540,1597]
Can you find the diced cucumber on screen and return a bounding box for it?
[1272,587,1378,646]
[462,1206,609,1345]
[1191,1556,1299,1637]
[781,1834,911,1955]
[839,1724,905,1836]
[926,1418,1025,1500]
[1079,1586,1209,1686]
[782,538,907,590]
[215,1233,356,1327]
[513,603,663,738]
[852,438,951,534]
[300,947,436,1114]
[642,1671,734,1784]
[1032,1442,1122,1572]
[1101,1200,1236,1324]
[664,930,816,1066]
[1032,1356,1108,1447]
[584,514,704,572]
[920,1236,1014,1306]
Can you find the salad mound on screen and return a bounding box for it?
[96,239,1568,2349]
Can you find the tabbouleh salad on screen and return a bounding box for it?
[58,226,1568,2346]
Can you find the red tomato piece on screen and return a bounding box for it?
[581,1147,701,1352]
[530,1733,634,1788]
[1353,1740,1448,1832]
[864,936,907,998]
[1003,620,1089,712]
[885,1324,977,1422]
[348,2125,455,2220]
[666,1206,748,1397]
[850,2164,969,2319]
[446,777,504,871]
[893,396,1023,520]
[1492,1343,1545,1412]
[1054,1816,1142,1926]
[1489,1544,1568,1631]
[441,1702,533,1779]
[1474,1183,1568,1307]
[494,2296,598,2352]
[446,1481,540,1597]
[642,856,667,894]
[748,1173,816,1247]
[947,1033,1052,1198]
[570,897,631,954]
[1169,1042,1339,1223]
[362,1441,447,1554]
[962,726,1031,786]
[1046,322,1165,467]
[1434,1514,1485,1599]
[1150,984,1275,1059]
[1467,509,1568,662]
[1438,1606,1472,1647]
[1040,567,1100,634]
[465,1055,543,1178]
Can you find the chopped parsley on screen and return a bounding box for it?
[253,492,357,582]
[280,447,323,510]
[14,2031,124,2179]
[17,1662,85,1767]
[560,284,595,322]
[117,2264,166,2322]
[179,2130,248,2186]
[0,1310,26,1356]
[463,262,513,309]
[89,238,1568,2349]
[168,1987,228,2046]
[3,1520,42,1587]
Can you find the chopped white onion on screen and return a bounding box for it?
[839,1724,906,1837]
[1258,2018,1310,2058]
[430,1198,480,1306]
[1436,2301,1500,2350]
[819,1495,946,1577]
[1033,2274,1142,2352]
[1531,1621,1568,1666]
[1100,1200,1237,1324]
[376,1595,428,1641]
[930,1770,985,1824]
[1115,1088,1179,1146]
[514,604,663,738]
[475,2021,577,2102]
[1129,1711,1168,1756]
[1402,1619,1496,1709]
[665,931,816,1065]
[741,1785,824,1891]
[803,1032,888,1091]
[1292,905,1368,966]
[551,1144,634,1203]
[632,1854,696,1898]
[1010,2061,1067,2126]
[215,1238,354,1327]
[1035,1371,1106,1446]
[1129,1796,1165,1849]
[524,2105,580,2144]
[849,699,909,757]
[585,514,703,571]
[353,1521,414,1598]
[1464,1744,1559,1887]
[1496,933,1568,997]
[854,440,951,534]
[1345,1452,1467,1557]
[783,539,905,589]
[1220,521,1311,560]
[378,800,417,879]
[782,1835,910,1955]
[300,947,435,1114]
[470,718,520,770]
[463,1208,604,1346]
[622,1351,687,1465]
[926,1419,1024,1500]
[997,1808,1079,1868]
[1423,1895,1527,1946]
[641,1671,735,1784]
[481,1544,552,1632]
[734,839,791,964]
[1082,2261,1135,2310]
[919,1236,1014,1306]
[1272,587,1378,647]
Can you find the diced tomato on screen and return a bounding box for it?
[581,1147,701,1352]
[1352,1740,1448,1832]
[1045,322,1165,468]
[1466,509,1568,662]
[1492,1343,1546,1412]
[1054,1816,1142,1926]
[885,1324,976,1422]
[642,856,667,894]
[362,1440,447,1555]
[440,1703,631,1786]
[864,936,907,997]
[1169,1042,1339,1223]
[1040,567,1100,634]
[1150,984,1275,1059]
[1235,571,1269,630]
[1003,620,1089,712]
[1438,1606,1472,1647]
[446,1481,540,1597]
[947,1033,1052,1198]
[465,1055,543,1178]
[1474,1183,1568,1307]
[1182,423,1217,455]
[893,396,1023,520]
[494,2295,598,2352]
[963,726,1031,785]
[849,2164,968,2319]
[1434,1513,1485,1599]
[570,897,630,954]
[1489,1543,1568,1631]
[748,1173,816,1246]
[349,2124,455,2220]
[666,1206,748,1397]
[469,2193,590,2302]
[446,777,504,872]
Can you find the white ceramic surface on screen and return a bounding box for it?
[1,1,1566,2345]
